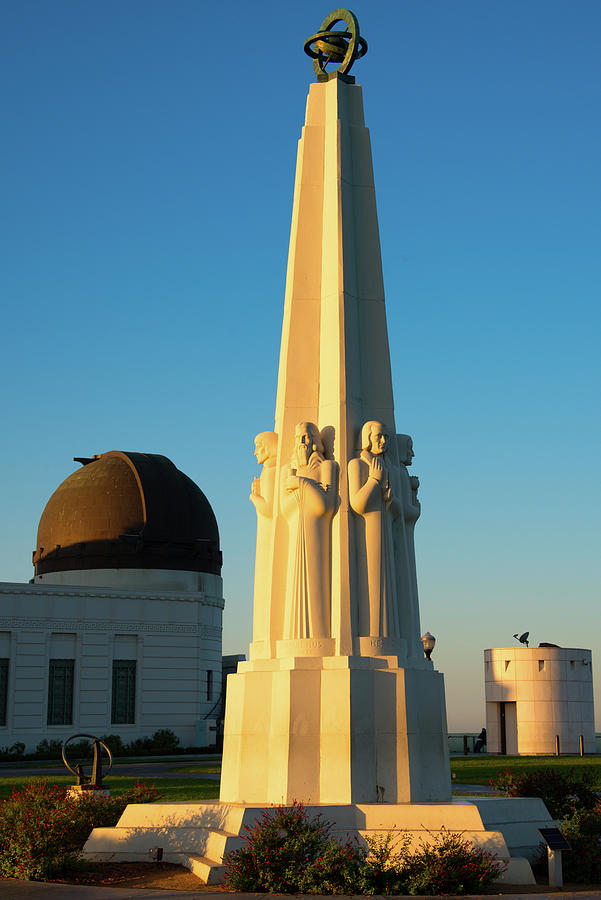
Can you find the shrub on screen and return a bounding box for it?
[401,831,507,896]
[0,742,25,760]
[0,778,161,880]
[32,738,92,760]
[298,836,369,895]
[99,734,126,756]
[149,728,179,751]
[490,767,597,819]
[491,766,601,886]
[224,801,342,893]
[347,832,413,896]
[65,739,93,760]
[11,729,184,761]
[33,739,64,759]
[224,803,505,895]
[561,801,601,884]
[124,736,154,755]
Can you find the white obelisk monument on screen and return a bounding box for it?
[83,15,555,881]
[220,9,451,805]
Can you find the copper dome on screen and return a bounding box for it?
[33,451,222,576]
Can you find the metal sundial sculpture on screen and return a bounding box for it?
[304,8,367,81]
[62,733,113,790]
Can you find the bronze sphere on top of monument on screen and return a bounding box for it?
[33,451,221,576]
[304,8,367,81]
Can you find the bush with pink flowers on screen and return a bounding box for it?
[490,767,596,820]
[223,802,506,895]
[0,779,161,880]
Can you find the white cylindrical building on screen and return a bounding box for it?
[484,646,595,755]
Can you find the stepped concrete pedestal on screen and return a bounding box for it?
[84,796,554,885]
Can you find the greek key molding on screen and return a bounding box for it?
[0,616,222,638]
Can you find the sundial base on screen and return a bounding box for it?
[68,786,110,801]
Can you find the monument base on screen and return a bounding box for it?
[83,797,554,885]
[220,655,451,804]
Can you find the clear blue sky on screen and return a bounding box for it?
[1,1,600,731]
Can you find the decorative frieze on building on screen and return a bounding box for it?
[0,616,221,637]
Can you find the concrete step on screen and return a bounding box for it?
[117,800,249,834]
[181,853,226,884]
[498,856,536,885]
[84,824,243,860]
[84,798,550,887]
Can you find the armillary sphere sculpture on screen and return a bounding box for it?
[304,8,367,81]
[62,733,113,790]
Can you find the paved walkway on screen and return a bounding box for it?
[2,882,601,900]
[451,782,496,794]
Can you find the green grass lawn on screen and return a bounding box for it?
[0,775,220,802]
[2,756,599,802]
[451,755,601,787]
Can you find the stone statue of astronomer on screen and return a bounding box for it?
[348,420,402,639]
[396,433,423,659]
[281,422,338,640]
[250,431,278,644]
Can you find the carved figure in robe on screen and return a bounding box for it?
[396,434,423,659]
[249,431,278,645]
[348,421,401,639]
[250,431,278,517]
[281,422,338,639]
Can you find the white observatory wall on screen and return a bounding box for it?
[0,577,224,752]
[34,567,222,596]
[484,647,595,754]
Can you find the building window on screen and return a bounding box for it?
[0,659,8,726]
[112,660,136,724]
[48,659,74,725]
[207,669,213,701]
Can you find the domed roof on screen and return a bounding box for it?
[34,451,222,576]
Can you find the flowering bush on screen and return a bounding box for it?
[400,831,507,896]
[491,766,601,885]
[297,836,370,895]
[223,802,506,895]
[559,802,601,884]
[490,767,597,819]
[0,778,161,880]
[223,801,344,893]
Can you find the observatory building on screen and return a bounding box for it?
[0,451,224,752]
[484,645,595,755]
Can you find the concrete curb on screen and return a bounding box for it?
[2,883,601,900]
